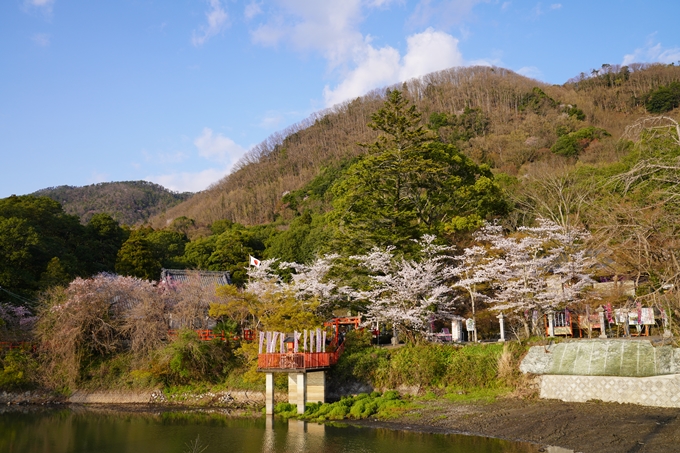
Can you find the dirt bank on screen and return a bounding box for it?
[356,397,680,453]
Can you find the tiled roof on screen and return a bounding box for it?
[160,269,231,287]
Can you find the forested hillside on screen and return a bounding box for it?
[151,63,680,230]
[34,181,192,225]
[3,62,680,319]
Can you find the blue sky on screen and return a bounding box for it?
[2,0,679,197]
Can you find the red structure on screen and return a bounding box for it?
[257,342,344,371]
[167,329,232,342]
[324,316,361,346]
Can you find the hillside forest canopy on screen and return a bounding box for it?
[2,63,680,391]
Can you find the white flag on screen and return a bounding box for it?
[249,255,261,267]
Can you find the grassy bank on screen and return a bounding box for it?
[0,329,531,408]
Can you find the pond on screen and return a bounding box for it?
[0,406,548,453]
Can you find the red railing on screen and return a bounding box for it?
[0,341,35,351]
[257,342,345,371]
[168,329,231,342]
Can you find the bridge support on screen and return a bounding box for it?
[265,373,275,415]
[287,370,326,414]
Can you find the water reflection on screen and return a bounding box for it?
[0,406,551,453]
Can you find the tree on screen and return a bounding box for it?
[329,91,507,255]
[36,274,159,388]
[0,195,88,299]
[115,227,188,281]
[84,213,128,274]
[450,245,493,342]
[349,235,456,343]
[478,219,592,338]
[115,231,161,281]
[329,90,433,254]
[211,259,322,332]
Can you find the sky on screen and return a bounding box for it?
[2,0,680,198]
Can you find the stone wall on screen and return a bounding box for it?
[521,339,680,408]
[540,374,680,408]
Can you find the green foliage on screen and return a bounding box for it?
[265,211,331,264]
[275,391,409,421]
[328,92,507,255]
[84,213,128,274]
[152,330,235,386]
[333,342,514,394]
[551,126,611,157]
[565,105,586,121]
[645,81,680,113]
[0,350,37,390]
[183,223,265,287]
[519,87,558,113]
[0,195,94,299]
[115,227,188,281]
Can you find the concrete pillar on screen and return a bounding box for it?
[288,373,297,406]
[597,306,607,338]
[265,372,275,415]
[547,310,555,338]
[497,312,505,342]
[296,372,306,414]
[306,371,326,404]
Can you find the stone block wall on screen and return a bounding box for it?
[540,374,680,408]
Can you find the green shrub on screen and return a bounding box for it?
[551,126,610,157]
[0,350,37,390]
[151,330,236,386]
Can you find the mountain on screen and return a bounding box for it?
[33,181,193,226]
[149,63,680,231]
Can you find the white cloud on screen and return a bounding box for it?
[250,0,366,68]
[31,33,50,46]
[400,28,463,79]
[192,0,229,47]
[323,28,464,107]
[146,168,228,193]
[23,0,54,16]
[194,127,247,164]
[501,2,511,11]
[516,66,543,79]
[244,1,263,20]
[550,3,562,9]
[623,38,680,66]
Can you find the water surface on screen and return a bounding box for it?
[0,406,541,453]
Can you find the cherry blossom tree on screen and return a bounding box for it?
[350,235,456,342]
[450,244,493,342]
[477,218,593,338]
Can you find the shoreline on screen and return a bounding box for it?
[356,397,680,453]
[4,390,680,453]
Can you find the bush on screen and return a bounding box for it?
[645,82,680,113]
[551,126,610,157]
[0,350,37,390]
[151,330,235,386]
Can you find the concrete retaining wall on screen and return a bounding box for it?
[540,374,680,408]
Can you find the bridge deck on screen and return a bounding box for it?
[257,344,344,372]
